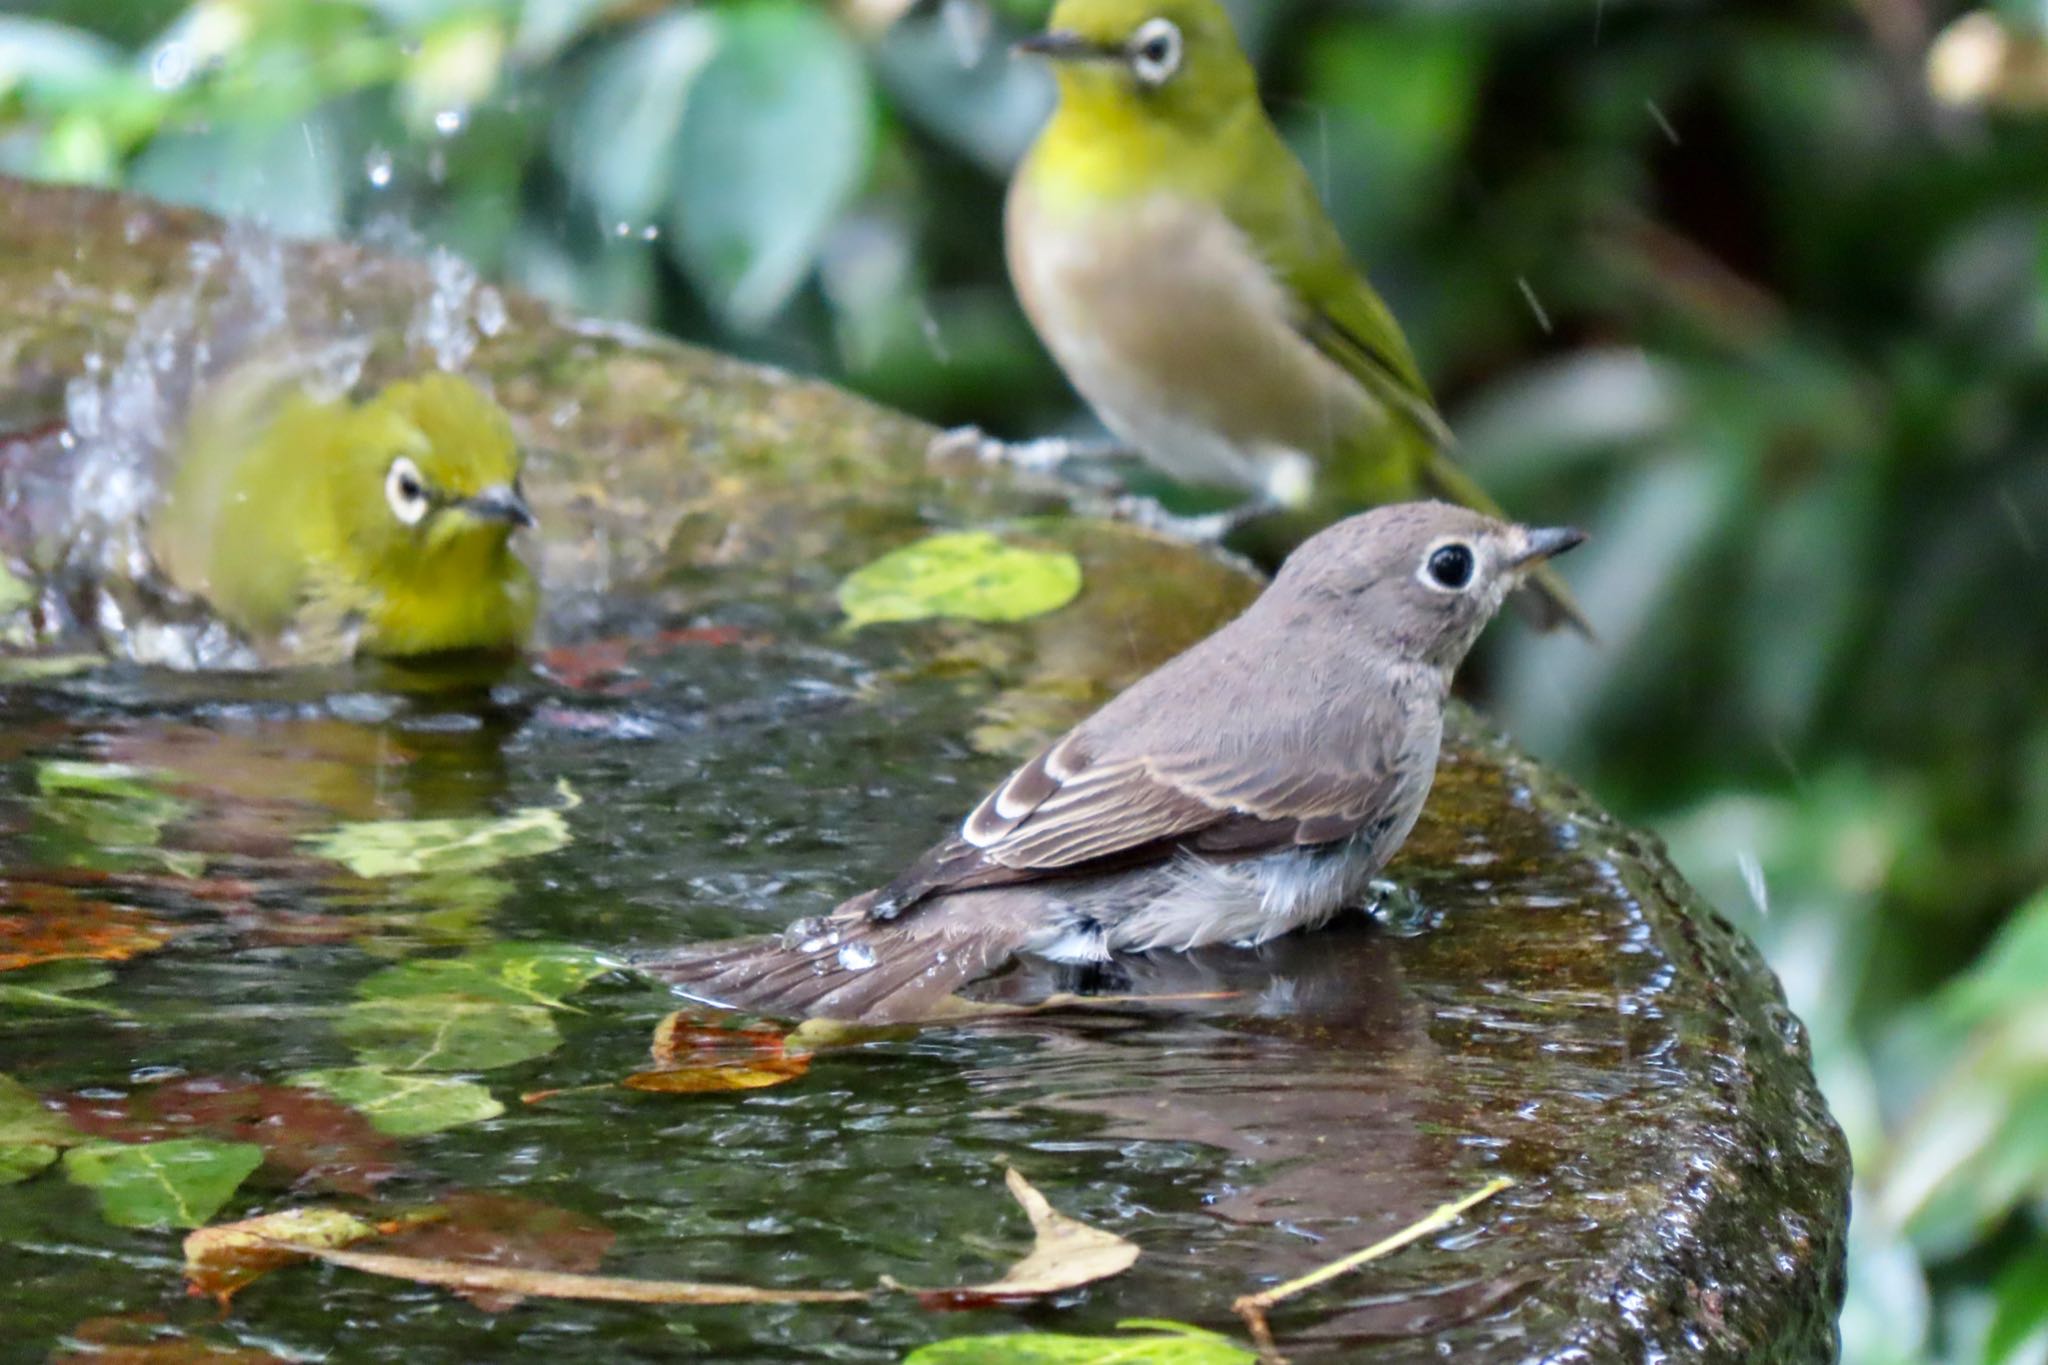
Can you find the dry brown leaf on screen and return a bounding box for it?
[375,1192,614,1312]
[622,1057,810,1093]
[183,1207,383,1303]
[893,1167,1141,1309]
[267,1242,870,1306]
[265,1165,1136,1311]
[626,1009,814,1094]
[0,882,174,972]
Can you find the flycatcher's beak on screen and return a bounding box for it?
[1013,30,1118,61]
[459,485,536,530]
[1511,525,1587,567]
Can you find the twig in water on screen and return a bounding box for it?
[1230,1175,1514,1364]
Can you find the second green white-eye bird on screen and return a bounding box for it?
[148,370,538,663]
[1006,0,1587,631]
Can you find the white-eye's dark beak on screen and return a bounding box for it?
[1511,525,1587,567]
[1013,30,1119,61]
[461,485,536,530]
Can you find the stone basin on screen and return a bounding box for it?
[0,180,1847,1363]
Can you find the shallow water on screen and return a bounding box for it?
[0,602,1839,1362]
[0,181,1845,1362]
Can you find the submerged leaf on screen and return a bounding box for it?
[839,532,1083,630]
[184,1206,382,1303]
[896,1167,1140,1308]
[29,760,204,878]
[625,1008,814,1093]
[904,1321,1257,1364]
[62,1139,264,1229]
[48,1313,288,1364]
[623,1056,810,1094]
[288,1067,504,1137]
[336,998,562,1073]
[0,1071,76,1185]
[51,1077,399,1198]
[359,1191,617,1312]
[356,941,617,1009]
[0,881,175,973]
[301,779,578,878]
[0,960,123,1014]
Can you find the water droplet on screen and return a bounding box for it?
[364,147,394,189]
[797,937,827,955]
[836,941,878,972]
[639,225,660,242]
[613,222,634,239]
[433,108,465,136]
[150,42,193,91]
[473,285,507,338]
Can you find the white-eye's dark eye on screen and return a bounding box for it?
[385,455,430,527]
[1129,17,1183,86]
[1422,542,1477,592]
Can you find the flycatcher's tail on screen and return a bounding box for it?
[641,890,1025,1025]
[1418,451,1594,638]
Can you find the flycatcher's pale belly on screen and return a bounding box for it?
[1008,186,1377,505]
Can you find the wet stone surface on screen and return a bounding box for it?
[0,181,1847,1362]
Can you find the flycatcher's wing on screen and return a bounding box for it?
[866,720,1407,921]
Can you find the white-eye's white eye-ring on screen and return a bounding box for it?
[385,455,431,526]
[1129,17,1183,85]
[1421,541,1477,592]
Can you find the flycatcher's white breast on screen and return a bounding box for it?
[1007,184,1376,505]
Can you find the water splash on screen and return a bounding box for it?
[404,248,503,372]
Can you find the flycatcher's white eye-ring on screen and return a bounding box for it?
[385,455,431,526]
[1130,17,1183,86]
[1418,539,1478,593]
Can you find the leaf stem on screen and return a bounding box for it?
[1230,1175,1513,1364]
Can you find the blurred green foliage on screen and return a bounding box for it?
[2,0,2046,1357]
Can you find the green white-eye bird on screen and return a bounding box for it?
[1007,0,1587,632]
[148,370,538,662]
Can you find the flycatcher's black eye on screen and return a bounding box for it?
[1425,543,1476,591]
[1130,17,1183,85]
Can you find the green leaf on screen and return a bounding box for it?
[336,943,613,1073]
[904,1320,1256,1364]
[32,759,202,877]
[1943,887,2048,1024]
[559,10,718,225]
[336,998,562,1072]
[839,532,1083,630]
[302,779,578,878]
[0,17,121,103]
[289,1066,503,1136]
[355,942,618,1010]
[1985,1244,2048,1365]
[0,1143,58,1184]
[0,1072,77,1183]
[62,1139,264,1229]
[0,961,124,1015]
[664,0,874,327]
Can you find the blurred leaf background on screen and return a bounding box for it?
[2,0,2046,1357]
